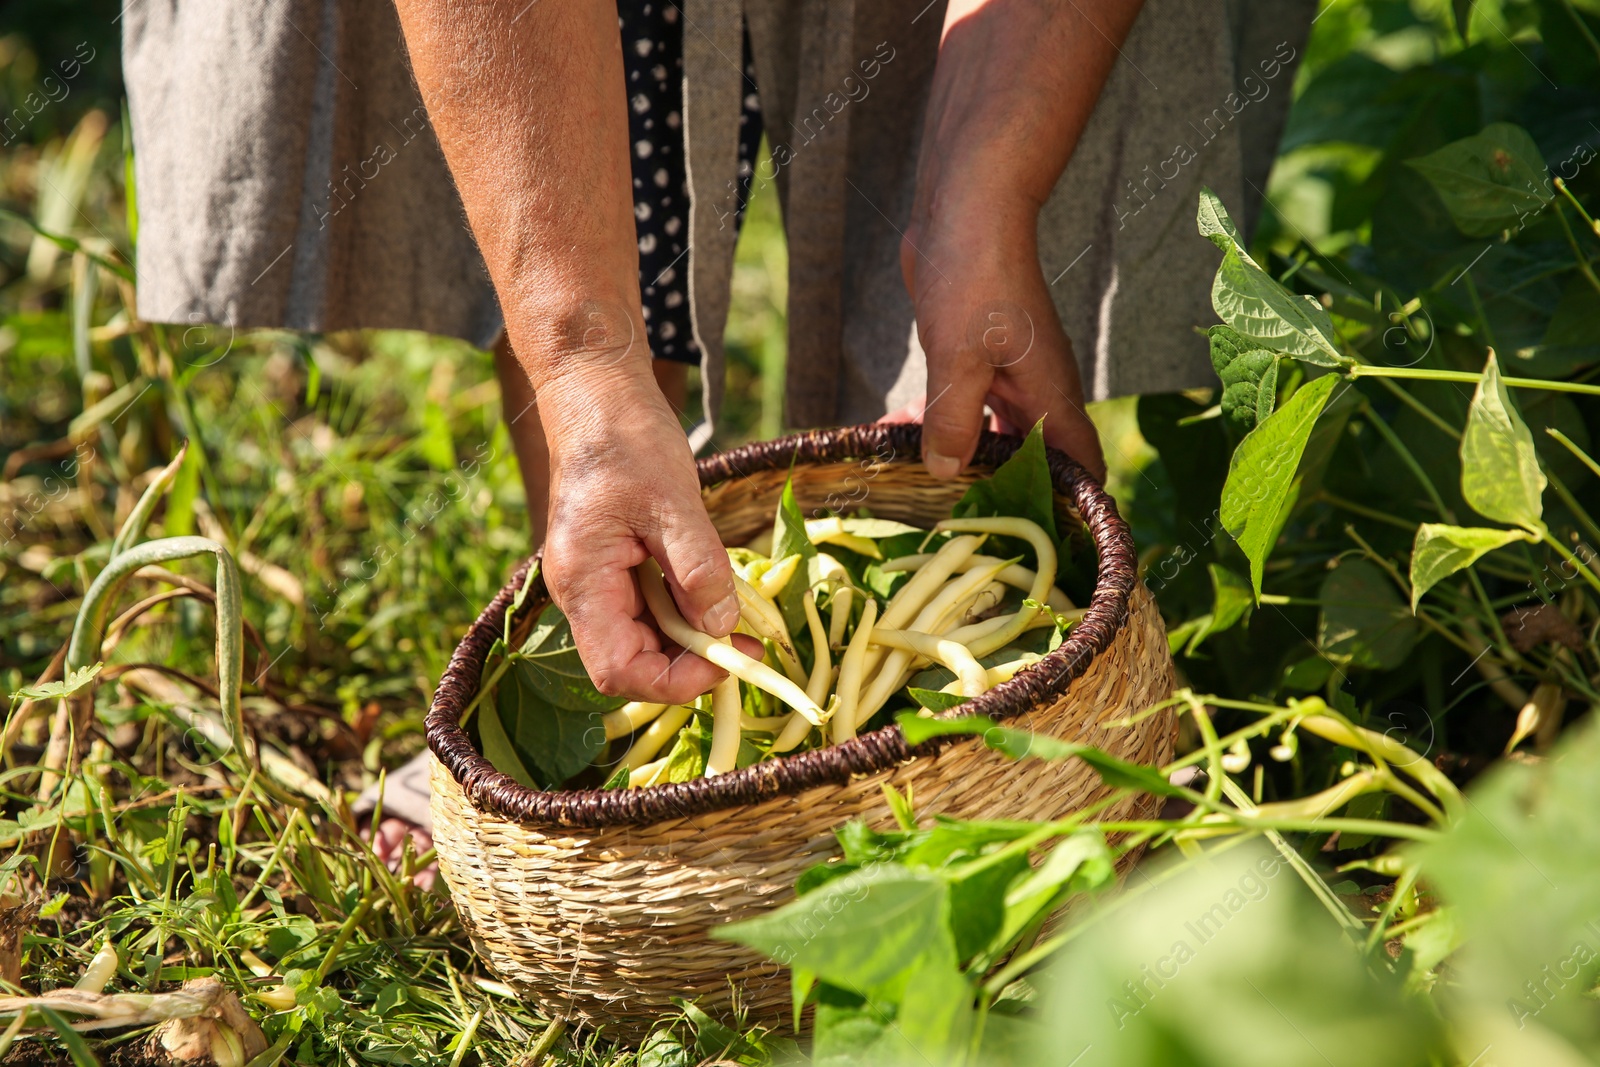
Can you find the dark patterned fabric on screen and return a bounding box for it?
[618,3,763,364]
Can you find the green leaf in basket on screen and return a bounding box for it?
[896,714,1183,798]
[494,658,607,788]
[517,603,626,713]
[601,763,631,790]
[907,687,967,713]
[771,473,821,634]
[480,671,539,789]
[659,715,709,783]
[952,419,1059,549]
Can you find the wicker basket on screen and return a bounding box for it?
[426,423,1176,1035]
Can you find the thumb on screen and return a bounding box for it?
[920,347,994,480]
[648,496,739,638]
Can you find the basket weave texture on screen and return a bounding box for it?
[427,424,1176,1033]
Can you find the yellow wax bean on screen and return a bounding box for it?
[629,756,670,788]
[869,628,988,697]
[802,591,833,707]
[755,553,802,600]
[805,517,882,559]
[639,561,826,725]
[733,573,806,684]
[832,598,878,744]
[853,536,987,722]
[620,705,694,770]
[602,701,668,741]
[879,553,1075,613]
[706,675,742,776]
[934,517,1055,601]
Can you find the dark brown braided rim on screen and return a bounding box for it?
[426,422,1136,828]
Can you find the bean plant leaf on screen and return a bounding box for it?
[1409,523,1532,611]
[996,832,1114,949]
[1461,351,1546,531]
[772,474,821,633]
[11,662,103,701]
[1407,123,1552,237]
[1213,250,1345,366]
[481,676,539,789]
[953,419,1060,544]
[897,714,1183,798]
[1197,186,1250,259]
[1220,374,1340,597]
[1199,190,1344,366]
[1036,844,1445,1067]
[1316,559,1420,671]
[518,604,626,712]
[661,717,709,783]
[718,865,954,1001]
[907,688,966,713]
[1184,564,1257,652]
[1419,716,1600,1060]
[496,659,607,787]
[1209,326,1281,434]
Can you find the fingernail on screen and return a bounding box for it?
[925,451,961,480]
[704,592,740,636]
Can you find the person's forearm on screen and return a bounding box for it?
[392,0,645,391]
[917,0,1146,218]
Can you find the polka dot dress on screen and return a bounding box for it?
[619,2,764,364]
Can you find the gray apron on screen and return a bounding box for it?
[123,0,1314,444]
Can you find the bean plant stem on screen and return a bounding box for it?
[1545,468,1600,548]
[1363,862,1421,957]
[1349,364,1600,397]
[1553,199,1600,298]
[1539,528,1600,595]
[1371,374,1461,440]
[1314,491,1419,532]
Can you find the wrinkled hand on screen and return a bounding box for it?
[536,364,753,703]
[900,194,1106,485]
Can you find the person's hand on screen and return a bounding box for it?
[892,0,1146,486]
[535,360,752,703]
[900,193,1106,483]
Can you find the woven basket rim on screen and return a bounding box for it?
[426,422,1136,829]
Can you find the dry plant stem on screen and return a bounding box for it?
[1458,615,1531,711]
[107,442,187,560]
[831,598,879,744]
[601,702,667,741]
[706,676,741,775]
[639,560,826,725]
[44,537,247,800]
[801,592,833,706]
[620,705,693,770]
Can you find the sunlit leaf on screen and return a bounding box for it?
[1409,523,1532,611]
[1220,374,1341,596]
[11,662,102,702]
[1461,351,1546,531]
